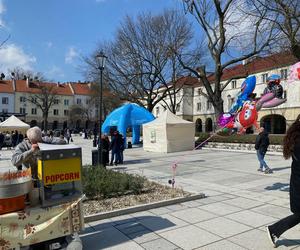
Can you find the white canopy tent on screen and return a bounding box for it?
[0,115,30,132]
[143,110,195,153]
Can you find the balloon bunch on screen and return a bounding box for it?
[218,74,286,134]
[287,62,300,83]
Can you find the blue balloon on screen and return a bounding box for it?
[229,75,256,114]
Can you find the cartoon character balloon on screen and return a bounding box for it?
[260,74,286,108]
[229,75,256,114]
[225,101,259,134]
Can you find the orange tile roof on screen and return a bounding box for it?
[0,80,14,93]
[69,82,92,95]
[175,75,199,86]
[204,51,298,85]
[14,80,73,95]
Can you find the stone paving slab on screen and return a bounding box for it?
[225,210,277,228]
[138,214,189,234]
[195,217,252,238]
[250,204,292,219]
[159,225,221,250]
[169,207,217,224]
[196,240,247,250]
[198,202,243,216]
[140,238,179,250]
[228,229,298,250]
[80,226,143,250]
[127,230,160,244]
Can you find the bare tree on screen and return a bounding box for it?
[26,83,58,130]
[8,67,47,81]
[69,104,92,128]
[179,0,277,120]
[88,83,122,119]
[246,0,300,59]
[84,9,194,113]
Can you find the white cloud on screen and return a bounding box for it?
[0,44,36,72]
[0,0,6,27]
[47,65,65,79]
[0,0,5,14]
[65,46,79,64]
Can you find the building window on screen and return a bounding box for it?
[86,99,90,105]
[197,102,201,111]
[31,108,37,115]
[2,97,8,104]
[64,110,69,116]
[2,109,8,113]
[207,100,212,110]
[281,69,288,80]
[20,96,26,102]
[30,97,37,103]
[76,98,81,105]
[176,104,180,112]
[54,99,59,105]
[261,73,268,83]
[197,88,201,95]
[231,80,237,89]
[53,109,59,115]
[156,107,160,116]
[64,99,69,106]
[20,108,26,114]
[163,105,167,111]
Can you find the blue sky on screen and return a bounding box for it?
[0,0,184,82]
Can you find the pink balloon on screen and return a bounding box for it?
[261,98,286,108]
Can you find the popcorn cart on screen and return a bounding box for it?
[0,144,85,250]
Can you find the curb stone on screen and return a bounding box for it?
[84,193,205,223]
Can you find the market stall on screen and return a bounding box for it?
[0,115,30,133]
[0,144,84,250]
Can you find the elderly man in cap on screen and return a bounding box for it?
[12,126,66,179]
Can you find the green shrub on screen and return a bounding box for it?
[82,166,146,199]
[195,132,284,145]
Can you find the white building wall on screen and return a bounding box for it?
[0,93,14,114]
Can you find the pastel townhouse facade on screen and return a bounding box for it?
[154,52,299,134]
[69,82,98,129]
[0,80,15,121]
[13,79,74,129]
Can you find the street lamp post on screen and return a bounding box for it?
[96,51,107,167]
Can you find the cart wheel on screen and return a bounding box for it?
[66,233,82,250]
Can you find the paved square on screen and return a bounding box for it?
[1,136,299,249]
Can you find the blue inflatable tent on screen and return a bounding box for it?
[102,103,155,144]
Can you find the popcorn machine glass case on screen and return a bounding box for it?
[37,143,82,207]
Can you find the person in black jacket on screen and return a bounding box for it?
[255,127,273,174]
[266,115,300,247]
[0,132,4,150]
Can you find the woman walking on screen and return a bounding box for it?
[266,114,300,247]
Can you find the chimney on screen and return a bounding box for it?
[26,77,29,88]
[11,72,16,91]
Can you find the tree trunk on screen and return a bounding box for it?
[43,113,48,131]
[213,98,224,128]
[147,102,154,113]
[291,44,300,60]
